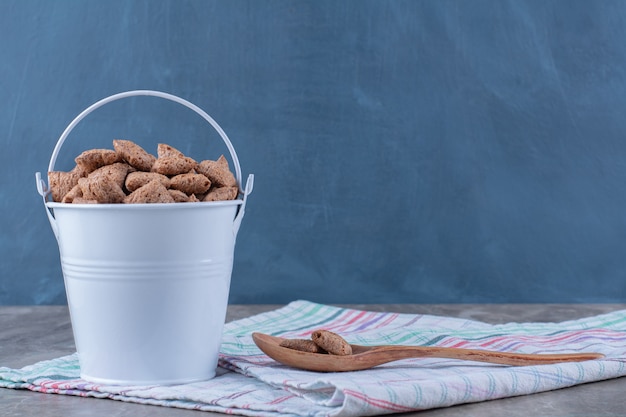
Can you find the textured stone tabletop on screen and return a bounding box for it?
[1,304,625,416]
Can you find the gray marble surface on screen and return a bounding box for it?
[1,304,625,416]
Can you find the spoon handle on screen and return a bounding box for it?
[368,345,605,366]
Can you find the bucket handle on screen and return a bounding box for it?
[35,90,254,238]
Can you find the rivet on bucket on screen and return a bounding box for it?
[35,90,253,385]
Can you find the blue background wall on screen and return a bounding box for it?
[2,0,626,305]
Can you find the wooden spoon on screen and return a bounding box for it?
[252,332,605,372]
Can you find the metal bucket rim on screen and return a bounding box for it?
[46,198,243,210]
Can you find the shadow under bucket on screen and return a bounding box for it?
[35,90,254,385]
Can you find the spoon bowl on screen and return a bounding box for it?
[252,332,605,372]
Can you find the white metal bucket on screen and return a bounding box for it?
[35,90,254,385]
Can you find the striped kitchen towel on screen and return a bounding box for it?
[2,300,626,416]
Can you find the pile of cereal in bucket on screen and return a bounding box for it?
[48,139,238,204]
